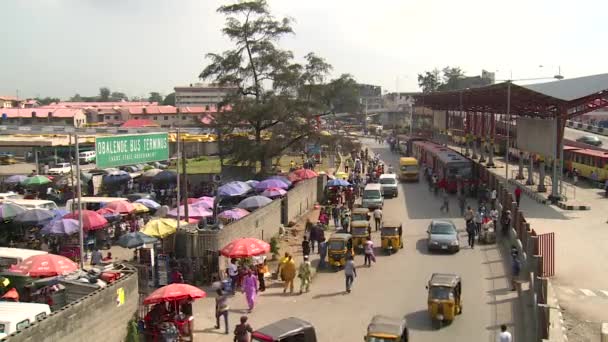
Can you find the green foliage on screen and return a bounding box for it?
[417,69,441,93]
[163,92,176,106]
[270,236,280,256]
[124,317,140,342]
[148,92,163,103]
[34,97,61,105]
[417,66,466,93]
[99,87,111,101]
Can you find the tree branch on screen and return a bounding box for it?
[243,9,260,101]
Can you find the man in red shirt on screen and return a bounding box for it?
[514,187,522,207]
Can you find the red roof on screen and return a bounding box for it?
[129,105,231,115]
[0,96,19,101]
[0,108,82,118]
[121,119,160,128]
[56,101,157,108]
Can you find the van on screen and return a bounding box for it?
[78,151,96,164]
[0,302,51,339]
[379,174,399,198]
[361,184,384,209]
[399,157,419,182]
[7,199,58,211]
[0,247,48,270]
[65,196,128,211]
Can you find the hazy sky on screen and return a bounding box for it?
[2,0,607,99]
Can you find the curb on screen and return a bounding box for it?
[556,202,591,210]
[508,179,548,204]
[547,281,569,342]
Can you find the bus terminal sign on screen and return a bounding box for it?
[95,133,169,168]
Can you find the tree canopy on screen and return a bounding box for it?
[417,67,466,93]
[148,92,163,103]
[200,0,354,173]
[163,93,176,106]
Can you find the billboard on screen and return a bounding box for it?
[516,118,557,157]
[95,132,169,168]
[433,110,448,130]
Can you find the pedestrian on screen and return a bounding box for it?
[373,208,382,231]
[241,269,258,312]
[228,258,239,293]
[501,210,511,236]
[466,220,476,249]
[573,168,579,185]
[511,248,521,291]
[234,316,253,342]
[458,194,466,216]
[490,207,499,232]
[214,289,230,334]
[298,255,312,294]
[604,179,608,198]
[341,213,351,233]
[309,224,320,254]
[363,236,374,267]
[432,174,439,196]
[344,255,357,293]
[498,324,513,342]
[491,189,497,209]
[440,189,449,213]
[332,205,341,228]
[301,236,311,259]
[280,255,296,294]
[514,187,522,207]
[474,209,483,236]
[318,238,327,269]
[257,259,268,292]
[464,206,474,226]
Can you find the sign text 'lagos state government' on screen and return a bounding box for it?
[95,133,169,168]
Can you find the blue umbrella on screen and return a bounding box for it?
[116,231,158,249]
[268,175,292,187]
[4,175,27,184]
[13,208,55,226]
[41,218,79,235]
[245,180,260,188]
[135,198,161,209]
[152,170,177,185]
[51,209,69,220]
[255,179,289,191]
[102,170,131,185]
[218,181,252,197]
[327,179,350,187]
[237,195,272,210]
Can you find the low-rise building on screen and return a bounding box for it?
[174,83,237,107]
[0,96,20,109]
[128,105,221,127]
[0,108,87,127]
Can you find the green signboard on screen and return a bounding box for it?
[95,133,169,168]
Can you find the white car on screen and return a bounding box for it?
[48,162,73,175]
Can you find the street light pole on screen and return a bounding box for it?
[74,134,84,269]
[505,82,511,179]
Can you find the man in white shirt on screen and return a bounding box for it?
[228,259,239,293]
[498,324,512,342]
[373,208,382,232]
[491,189,497,209]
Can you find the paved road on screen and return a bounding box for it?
[564,126,608,146]
[193,139,518,342]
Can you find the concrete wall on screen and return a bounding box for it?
[285,177,318,224]
[7,265,138,342]
[218,199,282,249]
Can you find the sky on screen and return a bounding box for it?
[2,0,607,99]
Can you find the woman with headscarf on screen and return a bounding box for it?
[241,268,258,313]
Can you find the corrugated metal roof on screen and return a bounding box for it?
[523,73,608,101]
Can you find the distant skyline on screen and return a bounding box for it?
[2,0,607,99]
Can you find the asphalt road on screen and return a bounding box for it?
[193,139,513,342]
[564,126,608,146]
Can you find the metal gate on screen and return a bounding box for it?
[536,232,555,277]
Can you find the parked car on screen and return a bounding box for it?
[48,162,73,175]
[427,219,460,253]
[576,135,602,146]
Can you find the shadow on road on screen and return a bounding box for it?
[403,310,435,331]
[415,238,457,256]
[312,291,346,299]
[194,327,228,335]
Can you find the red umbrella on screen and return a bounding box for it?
[143,283,206,305]
[105,200,135,214]
[97,207,119,216]
[293,168,318,180]
[63,210,108,231]
[220,238,270,258]
[186,198,199,204]
[286,173,301,182]
[9,254,78,277]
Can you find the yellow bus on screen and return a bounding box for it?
[399,157,419,182]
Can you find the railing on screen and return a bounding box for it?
[509,168,575,201]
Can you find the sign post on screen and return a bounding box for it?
[95,133,169,168]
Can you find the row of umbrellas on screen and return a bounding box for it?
[5,175,53,186]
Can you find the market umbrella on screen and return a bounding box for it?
[0,202,26,220]
[260,187,287,198]
[141,168,163,179]
[116,231,157,249]
[21,175,52,186]
[218,208,250,222]
[327,179,350,187]
[335,171,348,180]
[102,171,131,185]
[255,179,289,191]
[9,254,78,277]
[51,208,69,220]
[13,208,55,226]
[217,181,252,197]
[285,173,301,183]
[198,196,214,204]
[135,198,161,210]
[4,175,27,184]
[268,175,292,187]
[41,218,79,236]
[105,200,135,214]
[143,283,206,305]
[245,180,260,188]
[63,210,108,231]
[292,168,318,180]
[96,207,121,221]
[132,202,150,213]
[237,195,272,210]
[186,198,200,204]
[152,170,177,185]
[167,205,212,219]
[220,237,270,258]
[142,218,187,239]
[191,200,212,210]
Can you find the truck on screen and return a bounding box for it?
[47,162,73,175]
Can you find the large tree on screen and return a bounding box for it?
[417,69,441,93]
[417,66,467,92]
[200,0,334,173]
[35,97,60,105]
[148,92,163,103]
[163,93,176,106]
[99,87,111,102]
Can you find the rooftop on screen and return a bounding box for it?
[0,108,83,118]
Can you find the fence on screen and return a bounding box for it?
[477,162,555,341]
[566,119,608,136]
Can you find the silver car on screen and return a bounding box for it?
[427,219,460,253]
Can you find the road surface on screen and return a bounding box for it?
[564,126,608,146]
[193,138,519,342]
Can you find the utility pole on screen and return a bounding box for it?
[181,134,189,221]
[75,134,84,269]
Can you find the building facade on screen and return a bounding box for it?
[357,84,383,111]
[0,108,86,127]
[174,83,236,107]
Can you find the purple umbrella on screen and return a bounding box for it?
[245,180,260,188]
[218,181,252,197]
[268,175,292,187]
[261,187,287,198]
[41,219,79,236]
[255,179,289,191]
[197,196,214,204]
[237,195,273,210]
[167,205,212,218]
[218,208,250,221]
[4,175,27,184]
[191,200,213,210]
